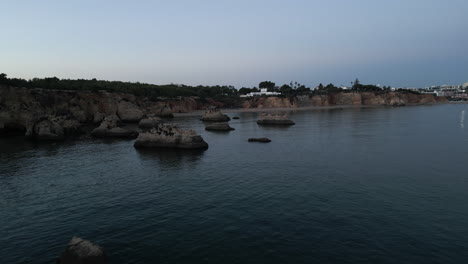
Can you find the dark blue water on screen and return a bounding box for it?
[1,104,468,264]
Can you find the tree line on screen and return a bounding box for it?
[0,73,239,101]
[0,73,419,100]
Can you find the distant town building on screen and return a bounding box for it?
[240,88,281,97]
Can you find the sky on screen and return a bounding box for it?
[1,0,467,88]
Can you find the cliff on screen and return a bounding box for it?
[242,92,448,108]
[0,85,203,137]
[0,85,448,138]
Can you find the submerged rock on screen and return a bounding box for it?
[201,109,230,122]
[138,117,162,128]
[248,137,271,143]
[91,115,138,138]
[57,236,106,264]
[205,122,235,131]
[134,123,208,149]
[257,113,295,126]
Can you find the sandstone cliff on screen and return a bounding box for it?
[243,92,448,108]
[0,85,203,136]
[0,85,449,138]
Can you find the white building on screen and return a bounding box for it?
[240,88,281,97]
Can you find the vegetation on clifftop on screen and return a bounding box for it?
[0,73,420,103]
[0,73,239,101]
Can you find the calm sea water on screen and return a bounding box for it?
[1,104,468,264]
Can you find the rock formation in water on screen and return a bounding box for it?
[248,137,271,143]
[138,116,162,128]
[134,123,208,149]
[91,115,138,138]
[257,113,295,125]
[201,109,230,122]
[205,122,235,131]
[57,236,106,264]
[0,85,449,140]
[232,116,240,119]
[151,104,174,118]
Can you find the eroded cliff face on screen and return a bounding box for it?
[0,86,203,137]
[242,92,448,108]
[0,86,449,138]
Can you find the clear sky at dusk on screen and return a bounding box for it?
[1,0,467,88]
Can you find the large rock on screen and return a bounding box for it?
[23,116,82,141]
[134,123,208,149]
[57,236,106,264]
[201,109,230,122]
[26,117,64,140]
[138,117,162,128]
[257,113,295,126]
[205,122,235,131]
[117,100,144,122]
[154,105,174,118]
[91,115,138,138]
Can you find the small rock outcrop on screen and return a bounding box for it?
[232,116,240,120]
[248,137,271,143]
[134,123,208,149]
[257,113,295,126]
[138,116,162,128]
[205,122,235,131]
[154,105,174,118]
[201,109,230,122]
[57,236,106,264]
[91,115,138,138]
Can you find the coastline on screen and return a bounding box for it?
[173,101,462,117]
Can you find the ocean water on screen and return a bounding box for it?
[1,104,468,264]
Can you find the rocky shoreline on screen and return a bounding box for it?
[0,85,449,140]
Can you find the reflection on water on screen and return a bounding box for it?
[1,104,468,264]
[461,110,465,129]
[136,148,205,168]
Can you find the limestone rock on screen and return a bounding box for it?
[205,122,235,131]
[117,100,144,122]
[138,117,162,128]
[134,123,208,149]
[93,112,105,124]
[91,115,138,138]
[201,109,230,122]
[57,236,106,264]
[257,113,295,126]
[154,105,174,118]
[26,118,64,140]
